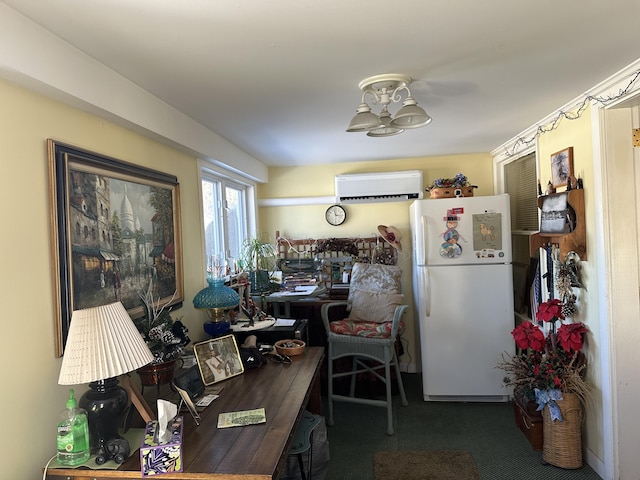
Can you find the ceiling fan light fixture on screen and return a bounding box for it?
[367,107,404,137]
[346,103,384,132]
[347,74,432,136]
[390,96,431,129]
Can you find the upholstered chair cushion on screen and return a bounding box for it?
[329,318,404,338]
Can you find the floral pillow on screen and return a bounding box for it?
[349,291,404,323]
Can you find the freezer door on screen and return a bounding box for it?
[411,195,512,266]
[419,263,514,400]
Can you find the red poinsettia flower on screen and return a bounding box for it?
[536,298,565,323]
[557,322,588,352]
[511,321,545,351]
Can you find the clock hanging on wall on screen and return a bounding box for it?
[325,204,347,226]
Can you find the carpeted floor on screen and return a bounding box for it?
[324,373,603,480]
[373,450,481,480]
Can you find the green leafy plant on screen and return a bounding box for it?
[239,236,278,293]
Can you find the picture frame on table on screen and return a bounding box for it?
[194,334,245,386]
[47,139,184,357]
[550,147,574,188]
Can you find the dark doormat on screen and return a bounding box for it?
[373,450,481,480]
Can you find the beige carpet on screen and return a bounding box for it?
[373,450,481,480]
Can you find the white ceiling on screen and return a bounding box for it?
[3,0,640,167]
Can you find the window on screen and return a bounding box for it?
[201,171,252,269]
[504,152,538,264]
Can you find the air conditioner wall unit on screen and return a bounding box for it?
[335,170,424,204]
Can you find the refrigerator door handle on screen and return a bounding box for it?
[417,215,427,266]
[424,267,431,317]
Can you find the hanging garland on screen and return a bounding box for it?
[556,251,583,318]
[503,69,640,157]
[315,238,359,257]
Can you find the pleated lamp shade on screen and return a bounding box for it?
[59,302,155,385]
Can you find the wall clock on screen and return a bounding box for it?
[325,204,346,226]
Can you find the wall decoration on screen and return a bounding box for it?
[194,334,244,386]
[550,147,574,187]
[48,139,183,357]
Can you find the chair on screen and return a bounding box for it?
[288,410,322,480]
[320,263,408,435]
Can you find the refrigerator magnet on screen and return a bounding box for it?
[439,212,463,259]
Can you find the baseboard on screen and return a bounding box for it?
[584,447,605,479]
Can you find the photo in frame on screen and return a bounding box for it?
[194,334,245,386]
[550,147,574,187]
[47,139,184,357]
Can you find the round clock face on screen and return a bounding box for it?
[325,204,346,226]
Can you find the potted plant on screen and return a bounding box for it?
[498,297,589,468]
[425,173,477,198]
[239,235,278,293]
[134,280,190,386]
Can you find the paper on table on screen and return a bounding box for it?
[273,318,297,327]
[294,285,318,294]
[217,408,266,428]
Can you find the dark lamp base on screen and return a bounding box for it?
[79,377,131,464]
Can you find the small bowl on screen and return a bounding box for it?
[274,339,306,356]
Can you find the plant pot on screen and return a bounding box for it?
[542,392,582,469]
[249,270,271,293]
[137,359,177,387]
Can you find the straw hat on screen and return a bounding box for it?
[377,225,403,251]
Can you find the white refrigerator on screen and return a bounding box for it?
[410,194,514,402]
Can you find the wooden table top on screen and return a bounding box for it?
[45,347,325,480]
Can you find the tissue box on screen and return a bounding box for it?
[140,416,183,476]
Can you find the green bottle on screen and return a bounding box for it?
[56,389,90,465]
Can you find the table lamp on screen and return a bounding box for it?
[58,302,155,463]
[194,257,240,336]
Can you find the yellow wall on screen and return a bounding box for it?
[537,108,603,459]
[258,155,494,369]
[0,78,214,479]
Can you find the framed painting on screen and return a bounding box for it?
[48,139,183,357]
[194,334,244,386]
[550,147,574,188]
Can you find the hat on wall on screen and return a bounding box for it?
[377,225,403,251]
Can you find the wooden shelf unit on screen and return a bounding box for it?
[530,189,587,260]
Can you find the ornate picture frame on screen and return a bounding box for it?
[194,334,244,386]
[550,147,574,188]
[48,139,184,357]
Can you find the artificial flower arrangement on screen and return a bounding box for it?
[134,280,190,364]
[425,173,473,191]
[500,249,590,422]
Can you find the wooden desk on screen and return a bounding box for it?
[45,347,325,480]
[264,294,348,347]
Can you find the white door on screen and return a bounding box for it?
[420,263,514,400]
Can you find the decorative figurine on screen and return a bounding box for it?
[545,181,556,195]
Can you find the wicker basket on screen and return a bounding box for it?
[429,186,476,198]
[542,392,583,469]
